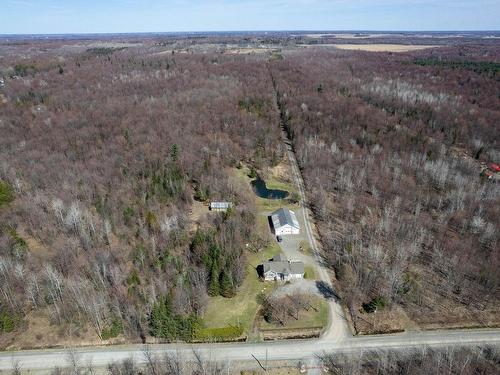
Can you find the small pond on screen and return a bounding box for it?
[251,177,289,199]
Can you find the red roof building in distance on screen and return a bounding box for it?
[488,163,500,173]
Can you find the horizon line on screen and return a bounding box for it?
[1,29,500,37]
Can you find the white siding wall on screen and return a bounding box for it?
[264,271,303,281]
[275,224,300,236]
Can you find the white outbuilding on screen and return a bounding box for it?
[270,208,300,235]
[209,202,232,212]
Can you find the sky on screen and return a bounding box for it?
[1,0,499,34]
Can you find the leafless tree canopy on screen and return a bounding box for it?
[0,36,499,343]
[321,345,500,375]
[0,39,281,344]
[269,45,499,331]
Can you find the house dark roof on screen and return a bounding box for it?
[271,208,300,229]
[289,261,305,275]
[273,254,287,262]
[263,253,304,276]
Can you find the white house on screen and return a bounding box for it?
[261,254,304,281]
[270,208,300,235]
[209,202,232,212]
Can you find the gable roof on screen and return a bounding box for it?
[289,261,305,275]
[262,253,304,276]
[271,208,300,230]
[273,253,287,262]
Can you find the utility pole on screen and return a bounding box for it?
[266,348,268,369]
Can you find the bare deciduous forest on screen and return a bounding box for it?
[0,34,499,348]
[270,44,500,332]
[0,39,282,347]
[321,345,500,375]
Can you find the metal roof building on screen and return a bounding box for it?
[270,208,300,235]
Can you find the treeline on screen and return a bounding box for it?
[0,41,281,346]
[413,57,500,77]
[270,46,499,332]
[321,345,500,375]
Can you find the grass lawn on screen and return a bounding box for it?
[202,244,281,334]
[233,165,299,212]
[259,296,328,331]
[298,240,312,255]
[256,196,298,212]
[304,265,317,280]
[265,175,296,193]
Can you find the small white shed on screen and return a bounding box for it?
[209,202,232,212]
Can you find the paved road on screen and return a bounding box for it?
[1,329,500,372]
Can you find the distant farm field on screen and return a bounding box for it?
[332,44,440,52]
[331,44,441,52]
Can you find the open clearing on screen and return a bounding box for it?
[234,163,299,212]
[259,296,328,331]
[302,33,394,39]
[225,48,277,54]
[202,162,321,339]
[330,44,441,52]
[202,243,280,334]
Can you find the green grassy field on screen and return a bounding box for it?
[259,296,328,331]
[304,264,317,280]
[202,244,281,334]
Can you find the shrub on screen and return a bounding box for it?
[0,309,20,333]
[288,192,301,204]
[13,63,36,77]
[0,181,14,207]
[194,185,208,201]
[122,206,135,226]
[238,97,266,117]
[195,325,243,342]
[248,167,258,179]
[362,296,387,313]
[126,269,141,286]
[101,318,123,340]
[270,52,283,60]
[8,228,28,259]
[86,47,125,56]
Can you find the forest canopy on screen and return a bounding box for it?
[0,36,498,346]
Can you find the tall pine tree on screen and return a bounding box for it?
[220,270,235,298]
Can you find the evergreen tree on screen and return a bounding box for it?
[170,143,179,162]
[208,262,220,296]
[150,296,177,339]
[220,270,235,298]
[150,296,200,341]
